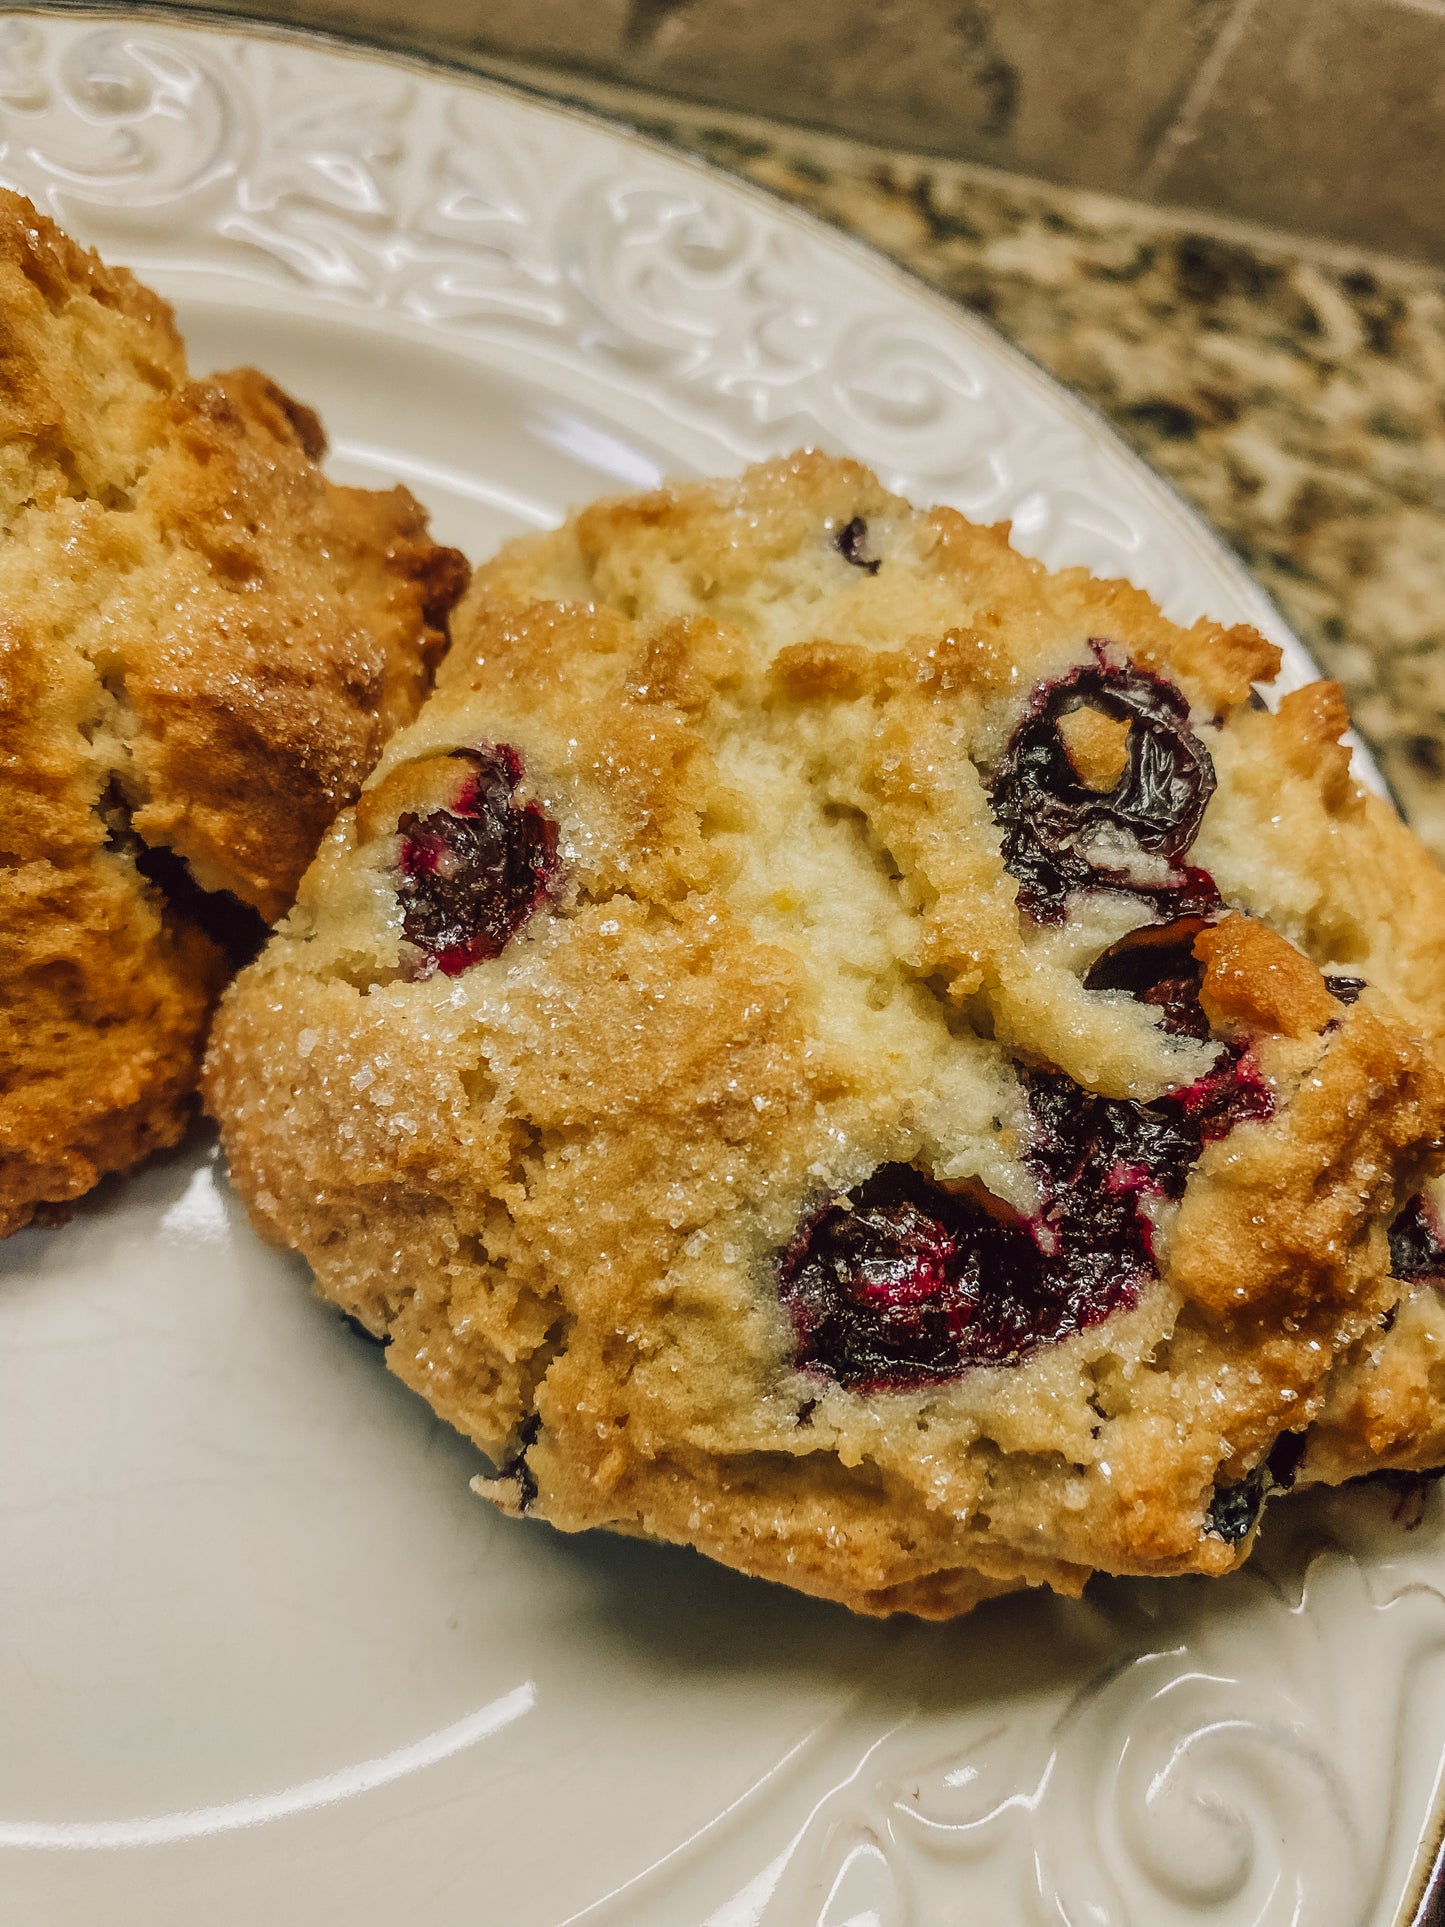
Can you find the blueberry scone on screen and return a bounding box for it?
[206,454,1445,1617]
[0,191,467,1235]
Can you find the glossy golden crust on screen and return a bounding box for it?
[208,454,1445,1615]
[124,368,467,917]
[0,191,467,1234]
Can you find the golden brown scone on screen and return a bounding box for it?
[0,190,468,1236]
[207,453,1445,1616]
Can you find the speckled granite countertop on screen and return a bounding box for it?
[598,104,1445,858]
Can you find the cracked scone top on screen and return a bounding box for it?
[207,453,1445,1618]
[0,191,467,1235]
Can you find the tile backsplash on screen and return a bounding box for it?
[170,0,1445,265]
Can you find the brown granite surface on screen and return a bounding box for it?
[608,118,1445,860]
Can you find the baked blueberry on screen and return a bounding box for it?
[1387,1192,1445,1283]
[396,747,559,976]
[834,515,882,574]
[1083,915,1214,1040]
[988,650,1220,922]
[778,1045,1272,1394]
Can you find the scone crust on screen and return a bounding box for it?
[208,454,1445,1614]
[1301,1169,1445,1484]
[0,191,467,1234]
[1303,1285,1445,1483]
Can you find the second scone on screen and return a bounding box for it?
[207,454,1445,1617]
[0,192,468,1235]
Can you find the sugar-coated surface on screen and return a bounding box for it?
[0,189,467,1237]
[208,453,1445,1617]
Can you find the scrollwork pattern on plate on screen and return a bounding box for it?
[5,25,234,213]
[700,1503,1445,1927]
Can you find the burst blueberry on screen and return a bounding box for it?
[988,647,1220,922]
[1083,914,1215,1040]
[1388,1193,1445,1282]
[778,1052,1273,1392]
[396,745,559,976]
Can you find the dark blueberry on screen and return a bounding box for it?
[1325,974,1367,1006]
[987,646,1220,923]
[834,516,881,575]
[1204,1428,1306,1542]
[1161,1041,1274,1150]
[501,1413,541,1513]
[1264,1428,1308,1493]
[1205,1466,1267,1543]
[1026,1049,1271,1210]
[778,1052,1274,1394]
[777,1162,1138,1391]
[1388,1193,1445,1282]
[396,745,558,976]
[1023,1067,1192,1219]
[1083,914,1214,1040]
[340,1312,386,1349]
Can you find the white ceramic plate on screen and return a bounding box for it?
[1,13,1442,1925]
